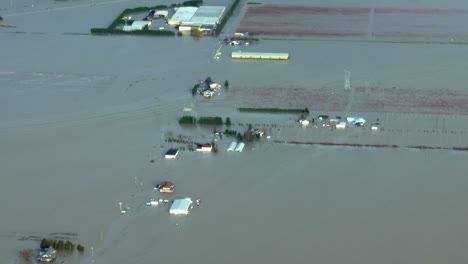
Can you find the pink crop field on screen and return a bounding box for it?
[203,86,468,115]
[372,8,468,40]
[237,5,369,38]
[238,5,468,41]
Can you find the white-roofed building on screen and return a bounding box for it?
[169,198,193,215]
[132,20,151,29]
[155,10,169,18]
[123,25,142,31]
[190,6,225,26]
[168,7,198,25]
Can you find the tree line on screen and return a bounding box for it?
[40,238,85,253]
[179,116,232,125]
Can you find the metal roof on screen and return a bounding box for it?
[123,25,142,31]
[232,52,289,58]
[169,198,192,214]
[132,20,150,26]
[166,149,179,155]
[190,6,225,25]
[168,7,198,24]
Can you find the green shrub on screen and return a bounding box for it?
[91,28,175,35]
[238,108,308,113]
[77,244,85,253]
[198,117,223,125]
[179,116,196,124]
[40,238,49,249]
[182,0,203,6]
[225,117,232,126]
[192,84,200,96]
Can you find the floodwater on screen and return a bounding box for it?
[1,0,468,263]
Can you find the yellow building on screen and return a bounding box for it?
[231,52,289,60]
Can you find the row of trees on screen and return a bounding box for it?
[179,116,232,125]
[91,28,175,35]
[40,238,84,253]
[238,107,310,114]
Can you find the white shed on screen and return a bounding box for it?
[169,198,193,215]
[132,20,151,29]
[353,117,366,126]
[165,149,179,159]
[227,142,237,151]
[123,25,142,31]
[155,10,169,18]
[234,142,245,152]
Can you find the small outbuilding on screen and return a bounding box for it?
[169,198,193,215]
[132,20,151,29]
[165,149,179,159]
[353,117,366,126]
[123,25,142,31]
[154,10,169,18]
[336,122,347,128]
[210,83,221,89]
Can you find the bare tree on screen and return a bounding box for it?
[18,249,34,262]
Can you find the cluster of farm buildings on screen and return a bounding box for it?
[123,6,225,33]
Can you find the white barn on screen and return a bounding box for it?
[169,198,193,215]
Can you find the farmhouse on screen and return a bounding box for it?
[36,247,57,262]
[196,143,212,152]
[158,181,175,193]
